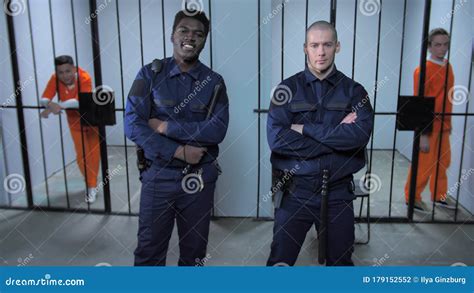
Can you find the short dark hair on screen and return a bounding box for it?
[54,55,74,66]
[306,21,338,43]
[172,10,210,36]
[428,28,450,46]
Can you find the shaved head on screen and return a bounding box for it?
[305,21,338,43]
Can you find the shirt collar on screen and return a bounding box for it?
[169,57,202,80]
[428,56,447,66]
[304,64,338,85]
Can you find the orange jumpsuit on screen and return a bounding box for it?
[405,59,454,203]
[42,67,100,188]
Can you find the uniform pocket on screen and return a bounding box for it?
[189,103,208,121]
[324,100,351,125]
[288,101,318,124]
[152,94,179,119]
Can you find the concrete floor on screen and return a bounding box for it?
[5,147,473,222]
[2,147,473,266]
[1,208,473,266]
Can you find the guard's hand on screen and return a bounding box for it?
[419,134,430,153]
[148,118,168,134]
[174,145,207,164]
[291,124,304,134]
[40,109,51,118]
[340,112,357,124]
[48,102,62,114]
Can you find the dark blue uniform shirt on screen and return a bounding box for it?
[267,65,374,183]
[124,57,229,179]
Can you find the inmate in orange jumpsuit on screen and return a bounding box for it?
[42,67,100,188]
[405,59,454,203]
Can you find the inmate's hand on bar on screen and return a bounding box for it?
[420,134,430,153]
[148,118,168,134]
[40,109,51,118]
[173,145,207,165]
[48,101,62,114]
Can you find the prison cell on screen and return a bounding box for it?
[1,0,473,228]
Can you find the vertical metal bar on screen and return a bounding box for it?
[26,0,51,207]
[208,0,217,218]
[367,0,383,218]
[281,0,285,81]
[304,0,308,65]
[330,0,337,25]
[256,0,261,219]
[388,0,407,218]
[407,0,431,221]
[161,0,166,58]
[305,0,308,29]
[138,0,144,66]
[208,0,213,69]
[116,0,132,215]
[48,0,71,208]
[351,0,357,80]
[89,0,112,213]
[431,0,456,221]
[70,0,92,211]
[0,114,11,206]
[454,50,473,222]
[5,0,34,208]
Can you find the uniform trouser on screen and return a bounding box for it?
[134,175,215,266]
[267,183,355,266]
[70,126,100,188]
[405,130,451,203]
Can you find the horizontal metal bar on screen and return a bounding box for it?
[252,109,474,116]
[2,205,472,224]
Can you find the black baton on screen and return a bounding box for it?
[183,83,222,174]
[318,169,329,265]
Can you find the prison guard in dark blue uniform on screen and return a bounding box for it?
[266,65,373,266]
[125,57,229,266]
